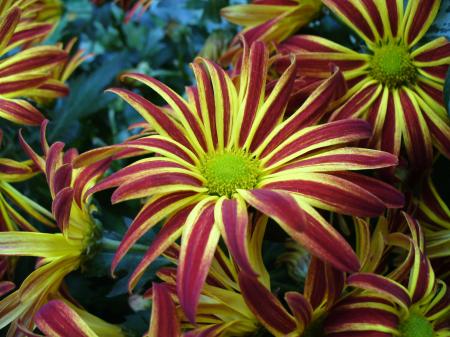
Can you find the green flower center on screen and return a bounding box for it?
[399,312,434,337]
[370,44,416,87]
[200,150,261,197]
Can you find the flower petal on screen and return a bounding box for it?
[347,273,411,312]
[262,119,372,169]
[147,283,180,337]
[402,0,440,46]
[238,189,360,272]
[214,196,255,275]
[128,205,194,291]
[111,193,198,274]
[323,0,378,44]
[120,73,207,155]
[177,198,220,322]
[35,300,98,337]
[239,272,297,337]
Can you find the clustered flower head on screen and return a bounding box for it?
[0,0,449,336]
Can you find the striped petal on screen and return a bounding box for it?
[0,46,66,77]
[261,119,372,170]
[147,283,180,337]
[194,58,237,150]
[260,172,387,217]
[402,0,440,46]
[106,88,193,151]
[239,272,297,337]
[255,66,346,157]
[120,73,207,155]
[234,41,268,148]
[128,205,194,291]
[397,88,433,172]
[415,94,450,159]
[285,292,313,331]
[35,300,98,337]
[247,54,296,151]
[51,187,73,233]
[329,172,404,208]
[0,98,45,126]
[412,37,450,66]
[404,213,436,303]
[88,158,191,196]
[347,273,411,312]
[272,148,398,174]
[110,170,205,204]
[330,82,382,121]
[0,7,21,53]
[277,35,369,79]
[238,189,360,272]
[214,195,254,275]
[177,198,220,322]
[325,299,399,335]
[111,193,198,274]
[323,0,379,45]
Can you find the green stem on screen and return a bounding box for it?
[100,237,148,254]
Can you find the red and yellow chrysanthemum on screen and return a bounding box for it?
[220,0,322,64]
[277,0,450,175]
[0,5,69,125]
[324,213,450,337]
[0,122,122,336]
[76,40,404,321]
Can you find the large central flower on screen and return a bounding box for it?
[75,41,403,323]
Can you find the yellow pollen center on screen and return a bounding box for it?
[370,44,416,87]
[399,311,434,337]
[200,150,261,197]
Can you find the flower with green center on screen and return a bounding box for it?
[220,0,322,64]
[0,121,123,336]
[75,41,403,322]
[323,213,450,337]
[277,0,450,176]
[0,5,70,125]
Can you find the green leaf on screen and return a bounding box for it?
[48,52,131,142]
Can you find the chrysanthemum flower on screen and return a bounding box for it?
[76,40,403,321]
[0,122,122,336]
[277,0,450,175]
[324,213,450,337]
[147,214,268,336]
[0,5,68,125]
[35,299,124,337]
[220,0,322,64]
